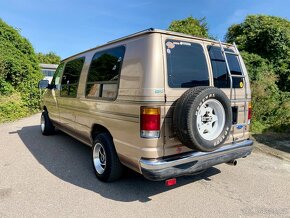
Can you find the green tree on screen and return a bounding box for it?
[36,52,61,64]
[168,16,209,38]
[225,15,290,91]
[241,52,290,132]
[225,15,290,132]
[0,18,43,122]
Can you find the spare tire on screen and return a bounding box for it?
[173,86,232,152]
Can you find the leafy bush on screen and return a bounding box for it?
[226,15,290,92]
[0,58,14,95]
[241,52,290,133]
[0,19,43,122]
[0,93,30,122]
[225,15,290,133]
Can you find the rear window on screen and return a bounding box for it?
[207,46,243,88]
[166,40,209,88]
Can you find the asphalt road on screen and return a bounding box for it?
[1,113,290,218]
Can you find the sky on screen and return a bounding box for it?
[1,0,289,59]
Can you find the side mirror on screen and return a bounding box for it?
[38,80,49,89]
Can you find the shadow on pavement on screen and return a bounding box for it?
[16,125,221,202]
[253,132,290,154]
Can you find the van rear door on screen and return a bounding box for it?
[206,43,251,142]
[161,35,212,156]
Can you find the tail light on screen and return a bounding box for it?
[140,107,160,138]
[248,102,252,123]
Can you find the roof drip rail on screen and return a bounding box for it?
[107,28,155,44]
[62,28,233,62]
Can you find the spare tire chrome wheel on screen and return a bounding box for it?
[173,86,232,152]
[196,99,226,141]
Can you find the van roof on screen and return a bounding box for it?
[62,28,233,62]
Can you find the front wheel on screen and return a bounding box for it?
[40,111,55,135]
[92,133,123,182]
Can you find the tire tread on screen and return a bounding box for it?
[93,133,123,182]
[173,86,232,152]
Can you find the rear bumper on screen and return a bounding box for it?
[140,139,253,181]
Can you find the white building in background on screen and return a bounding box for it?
[40,63,58,83]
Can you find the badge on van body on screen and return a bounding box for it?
[236,124,244,129]
[154,88,164,94]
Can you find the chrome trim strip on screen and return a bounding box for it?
[140,140,253,170]
[230,98,251,103]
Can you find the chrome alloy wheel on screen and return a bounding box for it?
[196,99,225,141]
[40,114,45,133]
[93,142,107,174]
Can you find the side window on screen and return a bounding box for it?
[86,46,125,99]
[166,40,209,88]
[51,63,64,89]
[207,46,243,88]
[60,58,85,97]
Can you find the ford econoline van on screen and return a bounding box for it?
[39,28,253,182]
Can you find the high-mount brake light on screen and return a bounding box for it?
[140,107,160,138]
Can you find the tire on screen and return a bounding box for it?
[92,133,123,182]
[40,111,55,135]
[173,86,232,152]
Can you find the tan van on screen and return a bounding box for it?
[39,28,253,182]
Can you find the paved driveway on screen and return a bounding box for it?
[1,114,290,217]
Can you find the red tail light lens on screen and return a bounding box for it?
[165,178,176,186]
[140,107,160,138]
[248,102,252,122]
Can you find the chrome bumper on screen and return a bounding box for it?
[140,140,253,181]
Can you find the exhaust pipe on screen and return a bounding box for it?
[227,160,237,166]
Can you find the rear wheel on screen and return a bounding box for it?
[40,111,55,135]
[92,133,123,182]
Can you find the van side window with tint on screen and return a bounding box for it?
[166,40,209,88]
[51,63,64,89]
[60,58,85,97]
[86,46,125,99]
[207,46,243,88]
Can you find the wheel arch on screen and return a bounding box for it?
[90,123,113,143]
